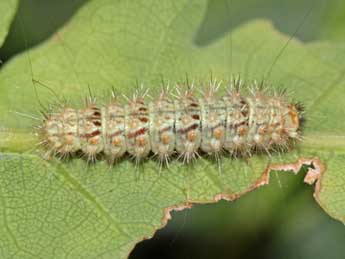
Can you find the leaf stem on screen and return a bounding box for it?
[1,130,344,154]
[0,129,38,153]
[301,133,345,152]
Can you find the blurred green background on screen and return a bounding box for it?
[1,0,345,259]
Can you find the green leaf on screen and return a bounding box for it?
[197,0,345,44]
[0,0,18,47]
[0,0,344,258]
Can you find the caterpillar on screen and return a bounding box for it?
[39,78,303,165]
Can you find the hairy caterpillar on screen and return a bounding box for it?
[39,78,303,166]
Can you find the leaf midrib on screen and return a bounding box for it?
[1,130,345,153]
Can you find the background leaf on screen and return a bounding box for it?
[196,0,345,44]
[0,0,18,47]
[0,0,87,62]
[0,0,344,258]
